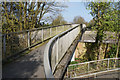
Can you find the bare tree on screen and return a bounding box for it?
[2,1,67,33]
[73,16,86,24]
[52,14,67,26]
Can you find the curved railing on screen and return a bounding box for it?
[65,58,120,78]
[44,24,81,78]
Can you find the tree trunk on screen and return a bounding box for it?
[116,33,120,58]
[19,2,23,31]
[114,33,120,68]
[104,43,108,58]
[24,2,27,30]
[96,3,101,70]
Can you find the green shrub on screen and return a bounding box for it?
[70,61,78,64]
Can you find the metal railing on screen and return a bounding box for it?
[2,24,74,61]
[44,24,81,78]
[65,58,120,78]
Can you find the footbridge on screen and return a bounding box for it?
[2,24,82,79]
[2,24,120,79]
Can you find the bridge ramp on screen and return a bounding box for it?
[3,42,47,78]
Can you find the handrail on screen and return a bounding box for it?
[44,24,81,78]
[65,58,120,78]
[2,24,74,35]
[73,68,120,78]
[69,58,120,66]
[2,24,73,62]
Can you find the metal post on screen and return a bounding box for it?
[69,25,71,28]
[88,62,90,72]
[3,35,6,58]
[67,68,68,78]
[94,73,97,78]
[56,27,57,35]
[50,28,51,37]
[56,37,59,63]
[27,31,30,48]
[108,58,110,70]
[42,29,44,41]
[63,25,64,31]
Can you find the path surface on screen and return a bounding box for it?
[81,30,117,43]
[96,70,120,78]
[3,42,47,78]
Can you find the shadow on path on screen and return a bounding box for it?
[2,43,47,78]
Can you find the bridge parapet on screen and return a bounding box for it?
[2,24,74,63]
[44,24,81,78]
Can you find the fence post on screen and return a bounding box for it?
[56,27,57,35]
[50,28,51,37]
[63,25,64,31]
[94,73,97,78]
[107,58,110,70]
[56,37,59,63]
[42,29,44,41]
[3,35,6,58]
[67,68,68,78]
[69,25,71,28]
[27,31,30,49]
[88,62,90,72]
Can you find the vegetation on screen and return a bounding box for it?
[2,1,68,62]
[73,2,120,62]
[106,44,120,58]
[70,61,78,64]
[2,1,67,33]
[51,14,67,26]
[73,16,85,24]
[86,2,120,60]
[87,19,95,30]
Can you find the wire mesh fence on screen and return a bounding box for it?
[65,58,120,78]
[2,24,73,62]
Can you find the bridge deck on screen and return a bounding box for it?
[80,30,118,43]
[3,42,47,78]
